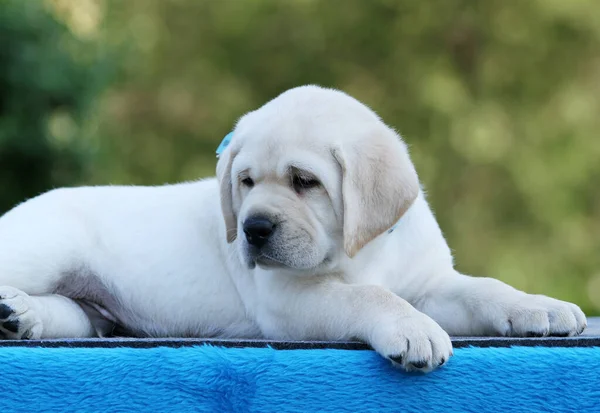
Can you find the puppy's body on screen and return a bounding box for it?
[0,86,586,372]
[0,181,445,337]
[0,180,261,338]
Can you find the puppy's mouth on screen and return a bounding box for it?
[245,246,287,270]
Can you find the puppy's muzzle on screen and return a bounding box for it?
[243,216,275,249]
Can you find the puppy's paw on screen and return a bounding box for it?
[0,286,43,340]
[495,294,586,338]
[371,311,453,373]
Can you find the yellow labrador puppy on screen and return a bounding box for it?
[0,86,586,372]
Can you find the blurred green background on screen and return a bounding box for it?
[1,0,599,315]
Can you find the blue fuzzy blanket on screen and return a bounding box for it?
[1,345,599,412]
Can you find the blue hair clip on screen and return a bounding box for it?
[216,132,234,158]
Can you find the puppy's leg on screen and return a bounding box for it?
[415,271,587,337]
[0,286,96,339]
[255,275,453,372]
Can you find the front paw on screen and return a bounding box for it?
[371,311,453,373]
[495,295,587,338]
[0,286,43,340]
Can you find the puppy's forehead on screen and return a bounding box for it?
[234,139,331,179]
[233,123,331,178]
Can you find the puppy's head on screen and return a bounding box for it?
[217,86,419,272]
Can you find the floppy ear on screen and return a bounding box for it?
[216,145,239,243]
[333,130,419,257]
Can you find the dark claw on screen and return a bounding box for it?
[410,360,428,369]
[389,355,403,364]
[439,357,446,366]
[2,320,19,333]
[0,304,14,319]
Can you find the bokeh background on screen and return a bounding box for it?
[1,0,599,314]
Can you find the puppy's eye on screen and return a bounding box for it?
[241,177,254,188]
[292,175,320,193]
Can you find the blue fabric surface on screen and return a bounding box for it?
[0,345,598,412]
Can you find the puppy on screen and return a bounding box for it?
[0,86,586,372]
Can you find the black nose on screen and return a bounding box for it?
[243,216,275,248]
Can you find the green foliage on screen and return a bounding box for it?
[0,0,112,212]
[2,0,599,314]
